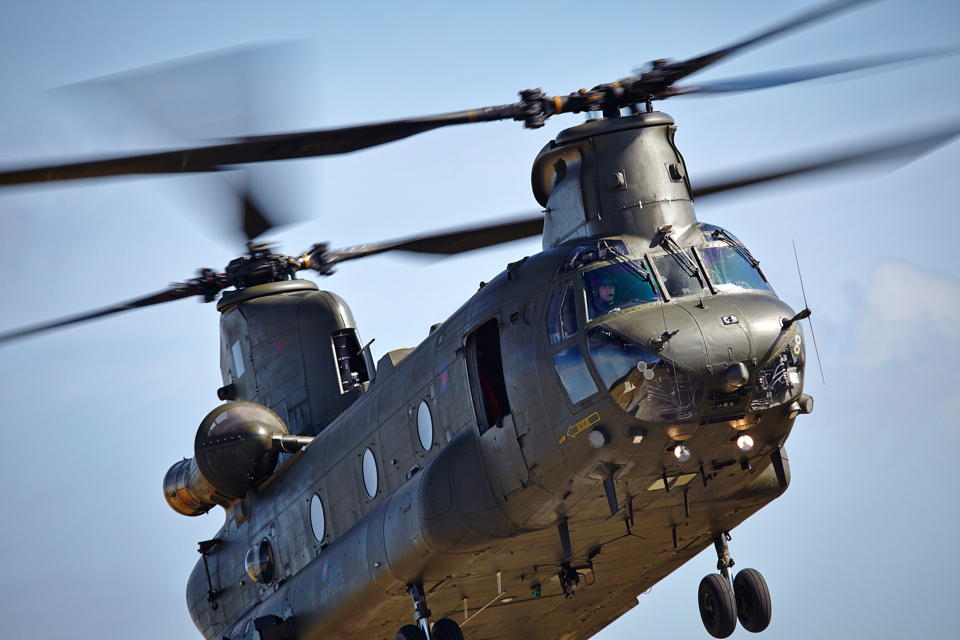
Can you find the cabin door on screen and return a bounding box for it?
[467,317,529,498]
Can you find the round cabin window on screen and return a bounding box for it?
[309,494,325,541]
[362,448,378,498]
[417,400,433,451]
[244,539,275,584]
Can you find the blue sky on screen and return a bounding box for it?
[0,1,958,639]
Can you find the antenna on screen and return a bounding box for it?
[793,240,825,384]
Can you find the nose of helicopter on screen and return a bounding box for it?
[686,294,799,375]
[600,293,801,411]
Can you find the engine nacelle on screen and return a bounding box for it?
[163,457,232,516]
[194,401,288,500]
[164,401,311,516]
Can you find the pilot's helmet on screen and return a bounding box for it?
[597,272,617,288]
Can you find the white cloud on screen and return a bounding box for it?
[833,259,960,441]
[852,259,960,366]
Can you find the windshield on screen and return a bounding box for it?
[652,252,707,299]
[583,260,663,322]
[697,246,774,293]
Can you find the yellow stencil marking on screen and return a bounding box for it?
[560,412,600,443]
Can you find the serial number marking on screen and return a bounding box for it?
[558,412,601,444]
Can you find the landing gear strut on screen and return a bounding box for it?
[697,533,772,638]
[398,583,432,640]
[396,584,464,640]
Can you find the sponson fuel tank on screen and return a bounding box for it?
[215,280,375,438]
[532,111,697,250]
[204,425,520,640]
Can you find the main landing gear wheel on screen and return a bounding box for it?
[698,574,737,639]
[734,568,772,633]
[431,618,465,640]
[396,624,426,640]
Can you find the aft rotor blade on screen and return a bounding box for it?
[0,282,221,345]
[0,108,521,187]
[663,49,958,98]
[655,0,873,86]
[324,214,544,265]
[692,122,960,199]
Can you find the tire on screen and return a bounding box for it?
[734,568,772,633]
[432,618,465,640]
[396,624,426,640]
[698,574,737,639]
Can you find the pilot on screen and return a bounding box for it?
[594,274,618,317]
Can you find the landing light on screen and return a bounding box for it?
[736,434,755,452]
[673,444,691,462]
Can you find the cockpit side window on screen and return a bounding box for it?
[559,283,578,340]
[545,280,597,405]
[546,288,563,345]
[546,282,579,345]
[583,259,662,322]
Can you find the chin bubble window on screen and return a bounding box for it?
[552,343,598,404]
[588,327,703,422]
[245,539,275,584]
[582,260,662,322]
[750,331,805,411]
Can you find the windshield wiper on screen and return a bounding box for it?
[657,231,706,287]
[607,244,656,286]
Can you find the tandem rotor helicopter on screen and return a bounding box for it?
[1,1,958,639]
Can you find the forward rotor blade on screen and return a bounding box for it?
[241,192,273,240]
[663,49,958,98]
[0,107,520,187]
[655,0,873,86]
[0,280,224,346]
[692,122,960,199]
[325,214,544,265]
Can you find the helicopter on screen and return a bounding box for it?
[0,1,956,640]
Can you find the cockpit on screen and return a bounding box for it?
[543,224,803,425]
[578,225,775,324]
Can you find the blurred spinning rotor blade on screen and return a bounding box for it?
[692,122,960,199]
[217,168,276,240]
[0,282,222,345]
[55,44,319,239]
[325,214,544,266]
[651,0,873,86]
[241,187,274,240]
[0,110,508,187]
[662,49,959,98]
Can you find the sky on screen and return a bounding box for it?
[0,1,958,639]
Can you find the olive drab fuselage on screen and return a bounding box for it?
[179,112,808,640]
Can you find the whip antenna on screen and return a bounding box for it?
[793,240,825,384]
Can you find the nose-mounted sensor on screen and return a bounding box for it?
[721,362,749,392]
